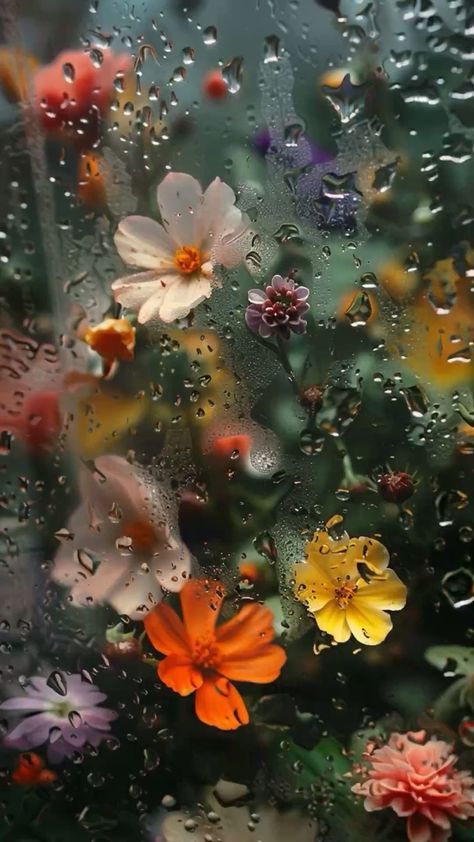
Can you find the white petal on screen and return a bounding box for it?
[199,177,239,244]
[157,172,204,246]
[158,275,212,323]
[112,270,167,314]
[107,567,164,619]
[153,539,192,592]
[114,215,174,270]
[137,284,169,324]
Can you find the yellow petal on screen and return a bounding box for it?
[345,601,393,646]
[314,600,351,643]
[354,568,407,611]
[346,536,390,574]
[294,562,333,612]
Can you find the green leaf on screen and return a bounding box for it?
[425,645,474,677]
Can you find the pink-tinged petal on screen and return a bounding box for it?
[0,696,52,712]
[157,172,204,246]
[80,708,118,729]
[158,275,212,323]
[248,289,266,304]
[79,455,153,524]
[112,271,169,314]
[137,283,170,324]
[114,216,174,270]
[271,275,286,291]
[198,177,241,247]
[5,713,57,749]
[407,814,440,842]
[106,565,165,619]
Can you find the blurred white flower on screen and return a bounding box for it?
[52,455,191,619]
[112,172,249,324]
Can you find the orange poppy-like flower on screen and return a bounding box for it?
[144,579,286,730]
[11,752,56,786]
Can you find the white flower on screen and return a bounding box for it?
[52,455,191,619]
[111,172,249,324]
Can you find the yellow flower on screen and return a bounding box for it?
[294,528,407,646]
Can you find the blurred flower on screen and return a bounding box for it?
[202,69,228,99]
[0,330,63,452]
[11,752,56,786]
[377,260,420,302]
[52,455,191,619]
[1,675,117,763]
[352,730,474,842]
[294,527,407,645]
[396,257,474,389]
[206,434,252,463]
[81,317,135,377]
[378,470,414,504]
[77,151,107,209]
[34,48,132,147]
[144,578,286,730]
[245,275,310,339]
[112,172,249,324]
[0,47,39,103]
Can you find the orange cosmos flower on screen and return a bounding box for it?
[144,579,286,730]
[12,752,56,786]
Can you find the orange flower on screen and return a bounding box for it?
[77,152,107,210]
[11,753,56,786]
[144,579,286,730]
[82,318,135,376]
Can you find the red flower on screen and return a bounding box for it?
[353,731,474,842]
[34,49,131,146]
[203,69,228,100]
[11,753,56,786]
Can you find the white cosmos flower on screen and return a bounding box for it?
[111,172,250,324]
[52,455,191,619]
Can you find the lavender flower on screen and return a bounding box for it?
[245,275,310,339]
[0,674,117,763]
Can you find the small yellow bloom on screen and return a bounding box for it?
[83,318,136,364]
[294,528,407,646]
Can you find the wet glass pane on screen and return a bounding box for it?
[0,0,474,840]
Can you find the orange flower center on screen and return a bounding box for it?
[122,519,156,551]
[174,245,202,274]
[192,635,221,671]
[334,582,358,608]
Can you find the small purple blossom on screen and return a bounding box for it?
[0,674,117,763]
[245,275,310,339]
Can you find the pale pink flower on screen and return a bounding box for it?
[352,730,474,842]
[52,455,191,619]
[111,172,249,324]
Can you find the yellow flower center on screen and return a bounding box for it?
[334,582,358,608]
[174,245,202,275]
[122,519,156,551]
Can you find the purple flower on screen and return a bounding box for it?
[0,674,117,763]
[245,275,310,339]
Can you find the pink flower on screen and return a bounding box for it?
[112,172,249,324]
[34,48,131,147]
[352,730,474,842]
[52,455,191,619]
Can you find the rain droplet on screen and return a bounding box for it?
[344,291,372,326]
[47,670,68,697]
[264,34,280,63]
[222,56,243,94]
[68,710,82,728]
[63,62,75,83]
[203,26,217,45]
[402,384,429,418]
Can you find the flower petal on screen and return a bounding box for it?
[354,569,407,611]
[219,644,286,683]
[194,676,249,730]
[180,579,225,643]
[294,561,334,612]
[158,275,212,323]
[157,172,204,246]
[347,537,390,574]
[114,216,174,270]
[112,270,168,313]
[158,654,203,696]
[144,602,190,657]
[345,601,393,646]
[137,283,170,324]
[153,540,191,593]
[314,600,351,643]
[216,603,276,656]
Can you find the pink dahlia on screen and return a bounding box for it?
[352,730,474,842]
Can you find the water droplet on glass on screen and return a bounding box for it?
[442,567,474,608]
[402,385,429,418]
[63,62,75,83]
[203,26,217,45]
[344,291,372,327]
[264,34,280,63]
[222,56,243,94]
[47,670,68,696]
